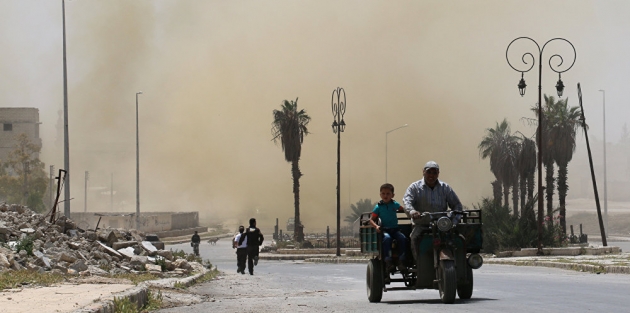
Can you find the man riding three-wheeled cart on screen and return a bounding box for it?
[360,161,484,304]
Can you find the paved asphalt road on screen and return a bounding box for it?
[159,240,630,313]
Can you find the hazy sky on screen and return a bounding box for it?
[1,0,629,231]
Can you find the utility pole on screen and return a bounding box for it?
[62,0,71,217]
[599,89,608,236]
[84,171,89,212]
[111,172,114,211]
[136,91,143,229]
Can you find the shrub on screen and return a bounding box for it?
[15,236,34,256]
[155,256,167,272]
[477,197,567,254]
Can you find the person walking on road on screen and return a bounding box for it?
[238,218,264,275]
[191,231,201,256]
[233,226,248,274]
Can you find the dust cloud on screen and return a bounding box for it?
[1,0,629,232]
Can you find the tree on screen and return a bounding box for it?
[478,119,520,213]
[272,98,311,242]
[515,135,536,223]
[532,95,559,226]
[344,198,375,226]
[0,133,47,212]
[547,97,581,234]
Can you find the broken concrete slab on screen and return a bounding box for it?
[141,241,158,253]
[112,241,137,250]
[19,228,35,234]
[118,247,136,259]
[97,241,123,258]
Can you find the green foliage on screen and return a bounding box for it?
[186,253,202,263]
[478,119,520,207]
[170,248,201,263]
[144,289,163,311]
[15,235,34,256]
[0,133,48,212]
[477,197,567,254]
[171,249,187,259]
[26,192,45,213]
[113,290,163,313]
[202,259,213,269]
[0,270,64,290]
[155,256,167,272]
[110,273,159,285]
[345,198,374,225]
[173,281,186,289]
[196,269,219,284]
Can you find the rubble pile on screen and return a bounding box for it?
[0,204,203,277]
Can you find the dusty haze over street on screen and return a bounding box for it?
[1,0,629,230]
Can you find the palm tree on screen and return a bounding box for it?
[344,198,375,226]
[491,180,502,204]
[272,98,311,242]
[515,135,537,223]
[532,95,559,226]
[547,97,582,234]
[516,134,536,222]
[479,119,520,213]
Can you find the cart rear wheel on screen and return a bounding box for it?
[457,265,473,299]
[438,260,456,304]
[366,259,383,303]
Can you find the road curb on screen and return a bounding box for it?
[485,259,630,274]
[305,257,369,264]
[70,268,211,313]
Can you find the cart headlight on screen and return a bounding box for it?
[468,253,483,269]
[437,216,453,232]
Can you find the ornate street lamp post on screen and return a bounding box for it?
[331,87,346,257]
[506,37,576,255]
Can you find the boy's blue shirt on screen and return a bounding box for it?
[372,200,401,228]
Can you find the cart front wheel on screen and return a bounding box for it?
[438,260,456,304]
[367,259,383,303]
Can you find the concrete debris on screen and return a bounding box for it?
[0,203,201,278]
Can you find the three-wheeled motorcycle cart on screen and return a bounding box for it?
[360,209,483,304]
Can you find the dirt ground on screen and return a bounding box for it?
[565,198,630,236]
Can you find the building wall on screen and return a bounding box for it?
[70,211,200,233]
[0,108,41,162]
[171,212,199,229]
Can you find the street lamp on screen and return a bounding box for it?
[599,89,608,236]
[136,91,143,230]
[506,37,576,255]
[385,124,408,182]
[331,87,346,257]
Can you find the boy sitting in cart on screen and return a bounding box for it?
[368,183,407,273]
